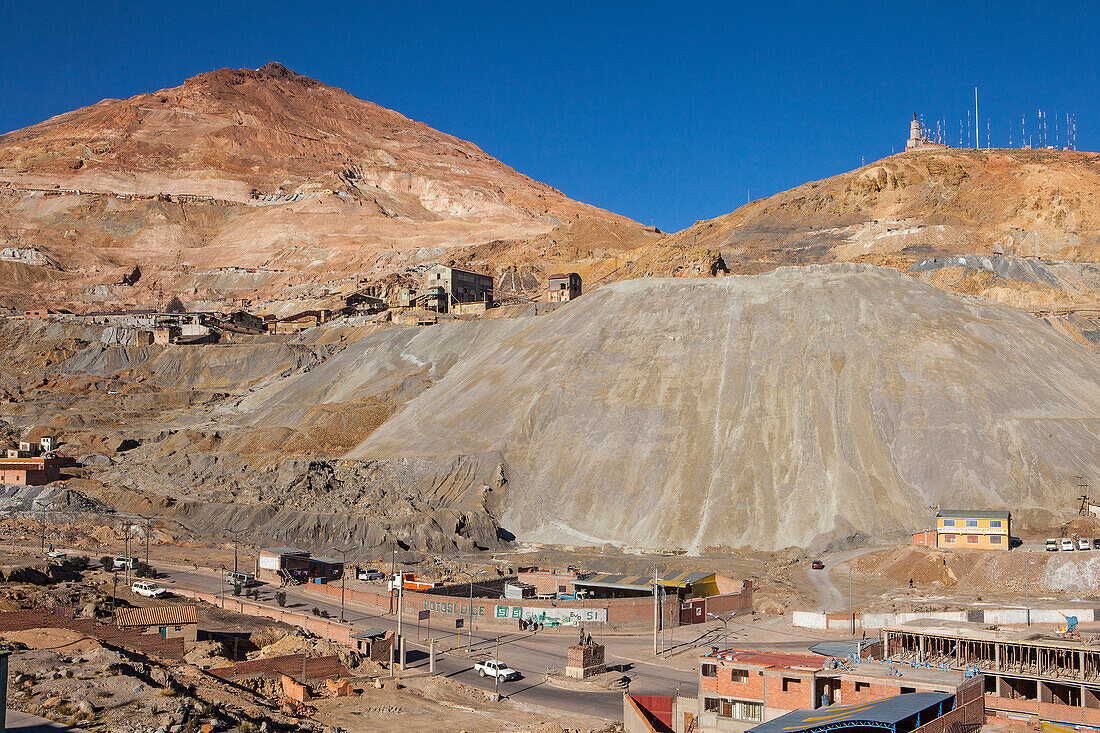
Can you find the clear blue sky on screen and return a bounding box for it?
[1,1,1096,232]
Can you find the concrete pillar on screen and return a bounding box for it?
[400,636,406,671]
[430,638,436,674]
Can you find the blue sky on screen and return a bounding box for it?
[1,1,1096,232]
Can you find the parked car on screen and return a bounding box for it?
[46,550,67,559]
[1061,538,1076,551]
[474,659,520,681]
[224,571,256,587]
[356,568,386,582]
[131,581,167,598]
[1093,538,1100,550]
[1008,536,1023,549]
[1046,539,1059,551]
[1079,538,1092,551]
[811,560,825,570]
[113,556,137,569]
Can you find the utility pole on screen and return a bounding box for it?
[974,87,979,149]
[1025,559,1030,626]
[395,572,404,669]
[460,569,479,651]
[125,525,133,587]
[849,567,854,636]
[138,514,156,566]
[494,635,501,697]
[224,526,241,574]
[330,544,358,623]
[389,543,396,615]
[653,562,659,656]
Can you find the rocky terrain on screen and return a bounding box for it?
[2,264,1096,554]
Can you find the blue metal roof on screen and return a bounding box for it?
[746,692,955,733]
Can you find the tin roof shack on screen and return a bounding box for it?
[257,547,343,585]
[692,647,974,733]
[115,604,198,643]
[574,570,725,601]
[548,272,582,302]
[0,455,74,486]
[351,628,394,661]
[935,509,1010,551]
[423,264,494,312]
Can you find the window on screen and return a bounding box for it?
[855,681,870,692]
[990,520,1002,528]
[702,664,717,678]
[730,669,748,682]
[942,534,956,543]
[731,700,763,721]
[967,535,979,544]
[990,535,1002,544]
[782,677,802,692]
[705,698,720,713]
[901,687,916,694]
[966,520,978,527]
[942,519,955,527]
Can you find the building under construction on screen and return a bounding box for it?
[884,622,1100,726]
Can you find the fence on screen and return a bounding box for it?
[793,608,1097,630]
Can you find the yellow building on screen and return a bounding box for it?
[936,509,1011,550]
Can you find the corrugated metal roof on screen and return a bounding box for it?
[115,604,198,628]
[310,556,343,565]
[352,628,388,639]
[573,570,714,591]
[747,692,956,733]
[260,547,309,556]
[936,509,1010,519]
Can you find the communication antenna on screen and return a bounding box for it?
[967,109,972,148]
[974,87,979,148]
[1055,112,1060,147]
[987,119,990,149]
[959,119,963,147]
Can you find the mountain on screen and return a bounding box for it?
[0,63,636,310]
[19,264,1089,553]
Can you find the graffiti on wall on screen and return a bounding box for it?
[494,605,606,626]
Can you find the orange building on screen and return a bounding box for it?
[0,456,67,485]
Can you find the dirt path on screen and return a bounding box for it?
[804,546,889,612]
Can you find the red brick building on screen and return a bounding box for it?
[691,648,975,732]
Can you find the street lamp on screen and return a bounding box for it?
[330,544,358,623]
[707,612,736,650]
[223,526,242,575]
[457,569,481,651]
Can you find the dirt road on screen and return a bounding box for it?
[804,546,889,612]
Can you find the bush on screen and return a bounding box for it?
[133,561,157,579]
[311,607,321,616]
[274,591,287,607]
[99,556,114,572]
[232,583,242,597]
[69,556,90,571]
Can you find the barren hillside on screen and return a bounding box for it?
[0,63,637,310]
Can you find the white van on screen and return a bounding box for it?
[1079,538,1092,551]
[224,571,256,587]
[131,581,167,598]
[1061,538,1076,551]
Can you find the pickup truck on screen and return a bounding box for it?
[474,659,520,681]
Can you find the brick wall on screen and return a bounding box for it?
[0,608,184,659]
[912,696,985,733]
[764,670,818,711]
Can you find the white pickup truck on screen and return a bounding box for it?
[474,659,520,681]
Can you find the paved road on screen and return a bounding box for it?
[4,710,73,731]
[155,565,696,720]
